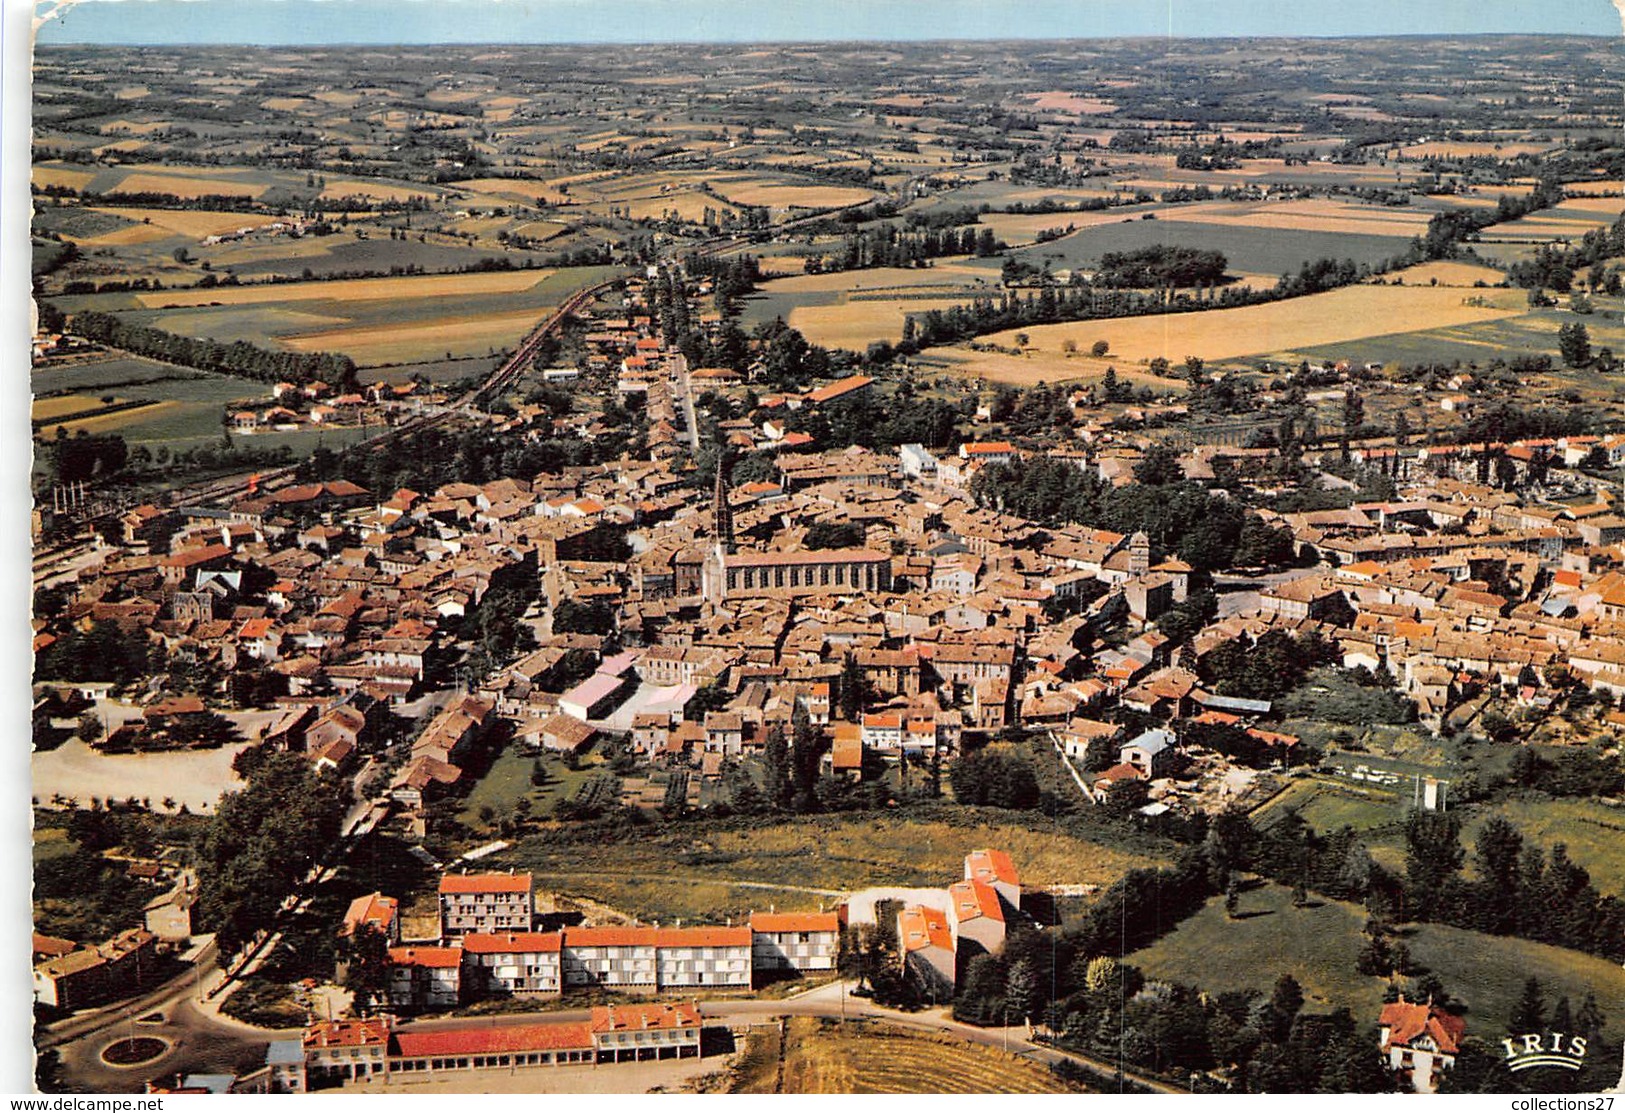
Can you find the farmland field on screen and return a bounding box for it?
[494,812,1161,925]
[921,283,1528,384]
[1130,881,1625,1028]
[995,216,1415,277]
[732,1018,1087,1094]
[65,265,617,367]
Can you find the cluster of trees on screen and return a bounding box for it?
[35,620,157,688]
[743,709,832,815]
[802,521,866,550]
[805,224,1005,273]
[904,282,1261,351]
[1502,745,1624,798]
[1276,667,1417,727]
[33,809,160,943]
[1398,811,1625,960]
[1200,629,1342,702]
[1505,210,1625,293]
[1442,978,1614,1094]
[42,431,128,485]
[303,424,621,502]
[969,456,1261,572]
[1093,246,1229,289]
[781,389,965,453]
[462,562,541,680]
[552,598,615,638]
[948,747,1041,809]
[1416,179,1565,262]
[71,310,358,390]
[196,752,350,954]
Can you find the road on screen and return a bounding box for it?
[45,972,1181,1094]
[673,355,702,452]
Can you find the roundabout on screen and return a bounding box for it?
[99,1036,169,1068]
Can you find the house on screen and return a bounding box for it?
[897,905,955,999]
[32,928,157,1011]
[944,879,1005,960]
[461,931,564,999]
[559,671,633,722]
[963,849,1021,915]
[387,946,462,1010]
[1120,728,1176,778]
[703,711,744,755]
[438,872,534,937]
[588,1002,703,1063]
[1378,997,1465,1093]
[340,892,400,945]
[302,1018,391,1086]
[748,911,841,975]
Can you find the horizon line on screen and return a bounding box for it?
[34,29,1625,47]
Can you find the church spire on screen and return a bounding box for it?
[713,451,734,552]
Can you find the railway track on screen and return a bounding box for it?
[87,276,626,516]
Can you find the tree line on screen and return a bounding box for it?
[71,310,358,390]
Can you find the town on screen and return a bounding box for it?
[26,24,1625,1099]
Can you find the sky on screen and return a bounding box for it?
[32,0,1625,46]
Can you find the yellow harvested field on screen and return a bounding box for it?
[37,401,173,435]
[1399,141,1556,159]
[101,119,169,135]
[319,179,439,202]
[758,264,996,295]
[980,209,1165,243]
[457,177,568,204]
[32,164,97,192]
[1554,197,1625,216]
[109,172,266,199]
[91,208,282,238]
[928,284,1527,384]
[612,194,721,222]
[80,223,173,247]
[32,395,119,421]
[260,96,313,111]
[712,180,877,209]
[312,90,364,106]
[1173,198,1433,238]
[788,296,982,350]
[283,309,547,364]
[113,85,149,100]
[1386,261,1507,287]
[1028,90,1118,114]
[132,268,556,309]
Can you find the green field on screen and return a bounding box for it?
[489,810,1161,926]
[991,218,1413,278]
[455,744,603,833]
[1130,881,1625,1031]
[1458,797,1625,900]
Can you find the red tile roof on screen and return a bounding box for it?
[965,848,1019,887]
[460,931,563,955]
[590,1001,701,1033]
[804,374,873,405]
[898,905,953,953]
[438,872,533,895]
[305,1017,390,1050]
[389,946,462,969]
[393,1020,593,1058]
[1379,998,1466,1055]
[748,912,839,934]
[947,878,1004,923]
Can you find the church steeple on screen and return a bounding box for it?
[713,451,734,553]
